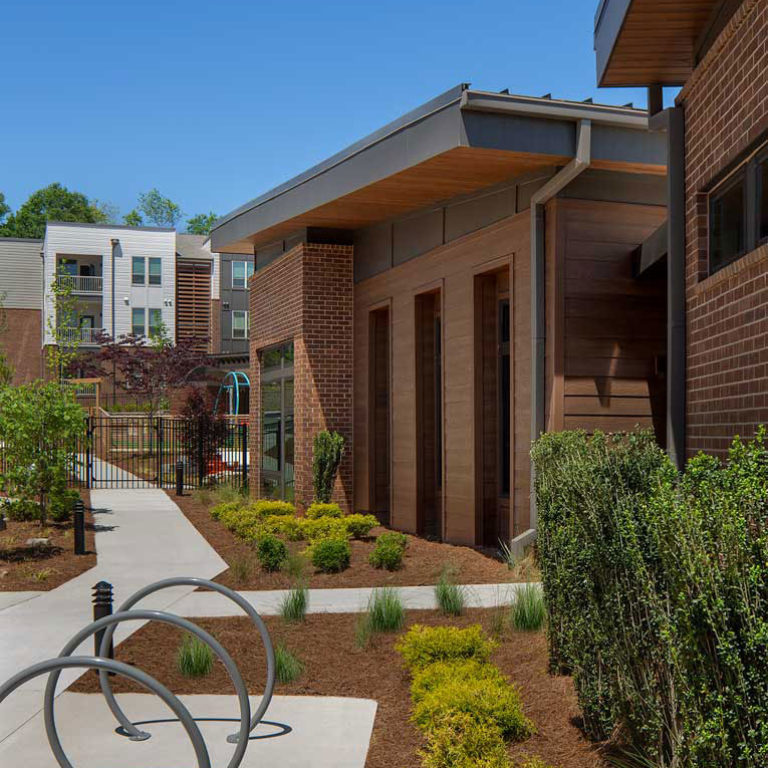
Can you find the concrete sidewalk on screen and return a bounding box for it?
[0,489,227,743]
[170,582,535,617]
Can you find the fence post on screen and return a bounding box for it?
[156,417,164,488]
[197,415,206,487]
[92,581,114,660]
[73,497,86,555]
[241,422,248,490]
[85,416,92,490]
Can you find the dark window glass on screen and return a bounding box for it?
[262,347,282,370]
[148,308,163,337]
[710,172,746,273]
[148,258,162,285]
[759,154,768,244]
[131,308,145,336]
[132,257,145,285]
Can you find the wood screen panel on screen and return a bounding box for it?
[176,259,211,351]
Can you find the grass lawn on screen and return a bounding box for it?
[0,491,96,591]
[70,608,605,768]
[169,490,538,590]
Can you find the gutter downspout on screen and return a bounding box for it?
[511,119,592,556]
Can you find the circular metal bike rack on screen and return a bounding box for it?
[0,576,275,768]
[0,656,211,768]
[43,610,251,768]
[96,577,275,742]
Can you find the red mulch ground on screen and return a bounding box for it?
[0,490,96,591]
[71,609,606,768]
[168,491,535,590]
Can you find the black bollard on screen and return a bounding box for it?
[73,498,86,555]
[0,513,6,532]
[176,460,184,496]
[92,581,115,663]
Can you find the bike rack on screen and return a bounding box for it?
[0,576,275,768]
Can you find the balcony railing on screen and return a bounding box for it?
[56,274,103,293]
[59,327,105,345]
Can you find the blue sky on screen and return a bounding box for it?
[1,0,665,226]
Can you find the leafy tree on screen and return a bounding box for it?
[136,188,183,228]
[74,328,210,422]
[186,212,218,236]
[0,192,10,226]
[47,268,83,378]
[180,387,229,479]
[0,380,85,526]
[123,208,144,227]
[0,183,108,239]
[0,291,13,387]
[312,430,345,503]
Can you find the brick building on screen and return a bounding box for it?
[212,86,669,546]
[594,0,768,460]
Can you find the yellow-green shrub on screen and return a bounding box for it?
[230,507,265,539]
[211,501,240,522]
[412,675,533,742]
[396,625,496,671]
[420,713,510,768]
[344,513,378,539]
[306,502,342,519]
[411,659,504,704]
[252,499,295,517]
[301,516,350,541]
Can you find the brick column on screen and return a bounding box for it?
[249,242,354,511]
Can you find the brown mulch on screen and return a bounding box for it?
[0,490,96,591]
[168,490,528,590]
[70,609,605,768]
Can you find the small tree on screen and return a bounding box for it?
[312,430,345,503]
[180,387,229,481]
[0,381,85,526]
[0,290,14,387]
[47,267,82,378]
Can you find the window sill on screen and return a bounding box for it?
[693,243,768,296]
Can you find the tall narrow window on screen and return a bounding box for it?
[232,310,248,339]
[260,342,295,500]
[148,308,163,337]
[758,151,768,244]
[148,257,162,285]
[232,261,248,289]
[415,291,443,540]
[131,308,145,336]
[499,299,511,497]
[132,257,145,285]
[369,307,391,524]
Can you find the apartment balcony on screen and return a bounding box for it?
[56,274,103,294]
[59,326,106,346]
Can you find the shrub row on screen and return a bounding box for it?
[533,428,768,767]
[396,624,536,767]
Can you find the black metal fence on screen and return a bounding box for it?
[73,416,248,490]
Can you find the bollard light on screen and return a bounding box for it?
[92,581,115,663]
[176,460,185,496]
[73,498,86,555]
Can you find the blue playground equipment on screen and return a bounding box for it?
[214,371,251,416]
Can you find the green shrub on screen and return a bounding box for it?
[312,430,345,503]
[306,502,343,519]
[2,498,40,522]
[509,584,546,632]
[261,514,305,541]
[411,659,504,704]
[396,624,496,671]
[230,507,264,539]
[369,530,408,570]
[210,500,240,521]
[279,584,308,622]
[344,513,378,539]
[412,674,533,742]
[420,713,510,768]
[252,499,295,517]
[302,516,350,542]
[275,642,304,684]
[435,569,465,616]
[176,633,214,678]
[310,536,351,573]
[256,533,288,572]
[366,587,405,632]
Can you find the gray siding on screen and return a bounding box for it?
[219,252,254,355]
[0,238,43,309]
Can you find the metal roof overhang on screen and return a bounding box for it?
[594,0,723,87]
[211,84,667,254]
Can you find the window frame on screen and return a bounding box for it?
[131,257,145,285]
[231,309,248,339]
[708,168,748,275]
[148,257,162,286]
[148,308,163,337]
[231,260,254,289]
[131,307,146,337]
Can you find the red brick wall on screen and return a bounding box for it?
[680,0,768,455]
[2,309,43,384]
[249,242,354,511]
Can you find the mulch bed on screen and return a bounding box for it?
[0,490,96,591]
[168,491,528,590]
[71,608,606,768]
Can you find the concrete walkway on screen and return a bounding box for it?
[0,489,226,743]
[170,582,535,617]
[0,693,377,767]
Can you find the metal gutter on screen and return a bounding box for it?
[460,89,649,129]
[512,119,592,554]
